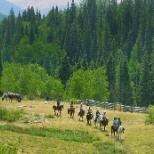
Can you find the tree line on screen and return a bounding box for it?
[0,0,154,107]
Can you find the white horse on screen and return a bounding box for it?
[94,115,102,128]
[117,125,125,142]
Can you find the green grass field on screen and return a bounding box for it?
[0,100,153,154]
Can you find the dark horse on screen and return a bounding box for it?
[2,92,21,102]
[86,113,93,125]
[100,118,109,131]
[53,105,64,116]
[78,110,85,121]
[111,124,118,136]
[68,107,75,118]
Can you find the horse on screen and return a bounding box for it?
[2,92,21,102]
[8,93,22,102]
[94,115,102,128]
[78,110,85,121]
[86,113,93,125]
[117,125,125,142]
[111,124,118,136]
[53,105,64,116]
[68,107,75,118]
[100,118,109,131]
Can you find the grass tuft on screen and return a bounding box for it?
[93,141,127,154]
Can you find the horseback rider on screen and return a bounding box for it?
[95,109,101,122]
[56,98,60,109]
[70,102,74,109]
[79,103,84,114]
[112,116,118,127]
[102,110,107,122]
[87,106,92,116]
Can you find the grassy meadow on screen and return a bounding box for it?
[0,99,154,154]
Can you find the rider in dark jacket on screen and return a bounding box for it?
[56,98,60,109]
[95,110,100,121]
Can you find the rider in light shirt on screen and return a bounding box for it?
[102,110,107,121]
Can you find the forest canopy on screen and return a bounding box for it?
[0,0,154,107]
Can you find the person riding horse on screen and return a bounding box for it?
[94,110,101,122]
[101,110,107,122]
[56,98,60,109]
[86,106,93,124]
[87,106,92,117]
[70,102,74,109]
[79,103,84,114]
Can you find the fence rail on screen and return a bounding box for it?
[78,100,148,113]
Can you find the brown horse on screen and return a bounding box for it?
[111,124,118,136]
[68,107,75,118]
[100,118,109,131]
[2,92,21,102]
[53,105,64,116]
[78,110,85,121]
[86,113,93,125]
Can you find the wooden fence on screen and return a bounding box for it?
[78,99,148,113]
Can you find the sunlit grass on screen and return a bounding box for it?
[0,100,153,154]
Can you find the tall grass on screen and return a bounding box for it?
[93,141,127,154]
[0,125,100,143]
[0,145,17,154]
[0,107,25,122]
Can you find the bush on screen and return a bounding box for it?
[145,105,154,125]
[0,107,25,122]
[70,98,78,104]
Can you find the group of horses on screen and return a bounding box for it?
[1,92,22,102]
[52,104,125,141]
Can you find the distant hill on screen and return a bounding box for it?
[0,0,23,16]
[0,12,7,21]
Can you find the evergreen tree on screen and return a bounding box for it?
[118,58,133,105]
[58,54,71,88]
[138,52,151,106]
[106,54,116,102]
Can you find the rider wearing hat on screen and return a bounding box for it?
[102,110,107,121]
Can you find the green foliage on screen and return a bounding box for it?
[1,0,154,105]
[0,145,17,154]
[145,105,154,125]
[0,108,25,122]
[0,125,100,143]
[93,141,126,154]
[70,98,78,104]
[66,67,109,101]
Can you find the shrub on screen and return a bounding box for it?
[70,98,78,104]
[0,107,25,122]
[145,105,154,125]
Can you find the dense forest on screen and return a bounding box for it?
[0,0,154,107]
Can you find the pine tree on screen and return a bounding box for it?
[138,52,151,106]
[106,54,116,102]
[58,55,72,88]
[118,58,133,105]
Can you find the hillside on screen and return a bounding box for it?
[0,100,154,154]
[0,0,23,16]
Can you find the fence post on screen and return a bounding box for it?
[114,102,116,111]
[120,103,122,112]
[131,106,133,113]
